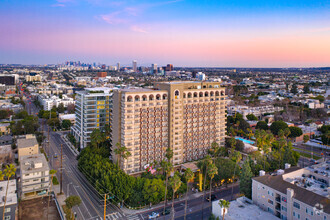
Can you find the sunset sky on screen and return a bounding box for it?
[0,0,329,67]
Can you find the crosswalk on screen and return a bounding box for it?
[126,214,142,220]
[89,212,142,220]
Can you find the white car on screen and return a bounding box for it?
[148,212,160,219]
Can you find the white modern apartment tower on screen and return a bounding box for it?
[71,87,113,149]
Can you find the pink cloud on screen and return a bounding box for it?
[51,3,65,7]
[130,25,148,33]
[100,12,128,24]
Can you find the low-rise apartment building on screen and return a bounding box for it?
[17,135,39,160]
[227,105,284,119]
[19,154,50,200]
[0,180,17,220]
[252,163,329,220]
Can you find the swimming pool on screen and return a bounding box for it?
[235,137,255,145]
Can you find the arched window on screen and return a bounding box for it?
[174,90,180,99]
[134,95,140,101]
[215,91,220,96]
[188,93,192,98]
[163,94,168,100]
[221,91,225,96]
[205,92,209,97]
[209,85,212,88]
[127,96,133,102]
[183,93,186,98]
[193,92,198,98]
[210,91,214,97]
[149,94,154,100]
[199,92,203,97]
[142,95,147,101]
[156,94,161,100]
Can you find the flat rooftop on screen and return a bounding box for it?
[17,136,38,149]
[20,154,49,175]
[0,180,17,207]
[212,197,278,220]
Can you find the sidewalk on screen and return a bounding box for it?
[61,134,79,156]
[53,184,67,219]
[121,183,239,215]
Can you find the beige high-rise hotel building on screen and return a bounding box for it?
[111,81,226,174]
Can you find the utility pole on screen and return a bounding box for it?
[60,144,63,194]
[104,193,107,220]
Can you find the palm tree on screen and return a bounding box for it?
[2,164,16,220]
[184,168,194,220]
[219,199,230,220]
[90,129,103,149]
[162,160,173,219]
[114,142,131,167]
[169,172,182,220]
[207,163,218,205]
[47,169,57,220]
[198,155,212,220]
[208,142,220,162]
[247,128,253,140]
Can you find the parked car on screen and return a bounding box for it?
[206,195,217,202]
[148,212,160,219]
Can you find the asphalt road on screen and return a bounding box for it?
[45,127,123,220]
[140,185,240,220]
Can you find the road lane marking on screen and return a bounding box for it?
[73,185,92,218]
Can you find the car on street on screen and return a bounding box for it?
[148,212,160,219]
[161,208,171,216]
[206,195,217,202]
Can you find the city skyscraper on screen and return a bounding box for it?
[117,62,120,72]
[133,60,137,72]
[151,63,157,74]
[166,64,174,71]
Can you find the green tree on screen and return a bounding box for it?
[113,142,131,167]
[238,119,250,133]
[162,160,173,215]
[184,168,194,220]
[270,121,288,136]
[61,119,72,130]
[64,195,82,219]
[255,121,268,130]
[169,172,182,220]
[303,84,310,94]
[239,160,253,199]
[57,103,65,113]
[321,131,330,145]
[208,142,220,161]
[246,114,258,121]
[284,128,291,138]
[2,164,16,220]
[143,178,165,205]
[288,127,303,138]
[0,110,10,119]
[290,84,298,94]
[207,163,218,203]
[90,129,104,149]
[198,155,212,219]
[219,199,230,220]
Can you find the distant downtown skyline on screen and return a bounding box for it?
[0,0,329,67]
